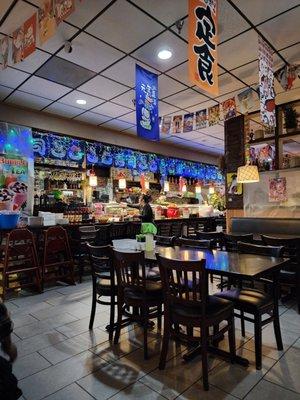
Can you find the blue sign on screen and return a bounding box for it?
[135,64,159,141]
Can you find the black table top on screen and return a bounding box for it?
[228,232,300,240]
[145,246,289,278]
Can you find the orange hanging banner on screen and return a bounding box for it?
[188,0,219,96]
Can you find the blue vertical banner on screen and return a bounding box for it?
[135,64,159,141]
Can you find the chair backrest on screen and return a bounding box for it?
[110,223,128,241]
[87,243,113,279]
[95,224,111,245]
[126,221,142,239]
[237,241,284,258]
[4,228,39,273]
[261,235,300,261]
[157,255,207,312]
[170,222,183,237]
[43,226,72,265]
[154,235,176,247]
[78,225,99,243]
[113,249,146,292]
[157,222,171,237]
[224,233,253,252]
[173,237,212,250]
[196,231,224,248]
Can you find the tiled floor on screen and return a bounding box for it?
[4,280,300,400]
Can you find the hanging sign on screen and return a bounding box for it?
[23,14,36,59]
[135,64,159,141]
[222,97,237,120]
[195,109,207,129]
[172,115,183,134]
[12,26,24,64]
[183,113,194,133]
[55,0,75,25]
[38,0,57,45]
[0,36,9,69]
[161,116,172,134]
[188,0,219,96]
[258,36,276,127]
[208,104,220,126]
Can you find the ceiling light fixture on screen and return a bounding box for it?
[158,49,172,60]
[76,99,87,105]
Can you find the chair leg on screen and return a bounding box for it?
[210,273,213,283]
[213,324,219,348]
[273,308,283,351]
[254,314,262,370]
[114,295,124,345]
[108,294,115,342]
[228,314,236,363]
[142,306,149,360]
[201,326,209,391]
[89,281,97,330]
[35,269,42,294]
[157,304,162,331]
[240,310,246,337]
[159,311,170,370]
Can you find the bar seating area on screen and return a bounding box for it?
[0,1,299,399]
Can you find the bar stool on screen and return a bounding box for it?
[42,226,75,289]
[0,228,42,300]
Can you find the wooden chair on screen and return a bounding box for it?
[126,221,142,239]
[113,249,163,359]
[173,237,212,249]
[0,229,42,300]
[214,241,284,370]
[42,226,75,288]
[154,235,176,247]
[87,244,117,341]
[196,231,224,249]
[95,224,111,246]
[110,223,128,241]
[156,255,235,391]
[261,235,300,313]
[223,233,253,252]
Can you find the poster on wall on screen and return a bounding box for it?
[0,36,9,69]
[12,26,24,64]
[269,177,287,202]
[258,36,276,127]
[195,109,207,129]
[208,104,220,126]
[172,115,183,134]
[23,14,36,59]
[0,156,28,211]
[161,116,172,134]
[183,113,194,132]
[55,0,75,25]
[237,88,255,114]
[135,64,159,141]
[38,0,57,44]
[222,97,237,120]
[227,172,243,195]
[188,0,219,96]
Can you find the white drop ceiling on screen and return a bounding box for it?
[0,0,299,156]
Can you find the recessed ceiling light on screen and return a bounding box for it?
[76,99,87,105]
[158,49,172,60]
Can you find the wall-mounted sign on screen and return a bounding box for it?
[188,0,219,95]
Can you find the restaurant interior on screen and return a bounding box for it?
[0,0,299,399]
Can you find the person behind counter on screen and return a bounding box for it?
[127,194,154,223]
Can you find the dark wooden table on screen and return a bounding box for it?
[144,246,289,366]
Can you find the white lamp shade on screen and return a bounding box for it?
[89,174,97,187]
[163,181,169,192]
[195,185,202,194]
[237,165,259,183]
[182,184,187,192]
[208,186,215,194]
[145,181,150,190]
[118,178,126,189]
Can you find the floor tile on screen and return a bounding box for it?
[110,381,166,400]
[244,379,300,400]
[278,308,300,334]
[264,346,300,394]
[178,381,237,399]
[11,312,39,329]
[55,314,108,338]
[19,351,107,400]
[43,383,96,400]
[13,352,51,380]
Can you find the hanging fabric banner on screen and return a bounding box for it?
[161,116,172,134]
[183,113,194,132]
[237,88,254,114]
[55,0,75,25]
[12,26,24,64]
[135,64,159,141]
[195,109,207,129]
[208,104,220,126]
[23,14,36,59]
[0,36,9,69]
[222,97,237,120]
[258,36,276,127]
[172,115,183,134]
[38,0,57,44]
[274,64,300,91]
[188,0,219,96]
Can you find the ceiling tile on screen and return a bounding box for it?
[187,99,218,112]
[40,23,78,53]
[35,56,97,88]
[132,31,187,72]
[122,126,137,135]
[101,119,135,131]
[167,62,190,86]
[11,50,51,74]
[230,61,258,86]
[276,86,300,105]
[78,75,128,100]
[280,43,300,65]
[159,101,181,116]
[232,0,300,25]
[57,32,123,72]
[67,0,112,28]
[158,75,186,98]
[218,73,245,96]
[86,1,163,53]
[0,85,14,100]
[219,30,258,70]
[18,76,72,100]
[0,2,35,35]
[59,90,105,109]
[0,0,14,21]
[0,68,30,89]
[131,0,187,26]
[258,7,300,50]
[44,102,83,118]
[118,112,136,124]
[102,56,159,87]
[92,102,131,118]
[74,111,111,124]
[6,90,53,110]
[164,89,207,109]
[112,90,135,110]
